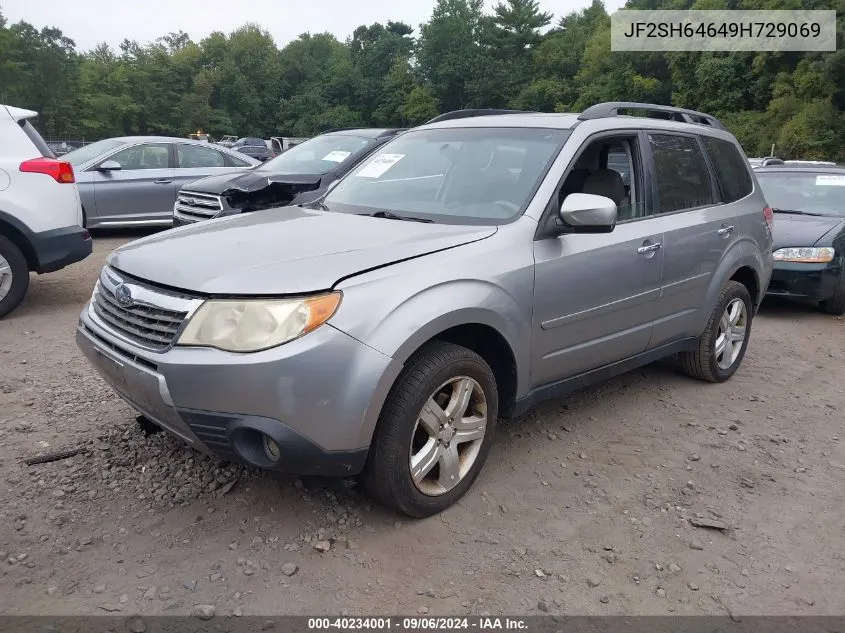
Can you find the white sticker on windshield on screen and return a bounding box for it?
[356,154,405,178]
[322,150,351,163]
[816,175,845,186]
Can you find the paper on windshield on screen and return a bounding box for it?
[816,175,845,186]
[321,150,351,163]
[356,154,404,178]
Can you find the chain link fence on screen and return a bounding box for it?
[42,136,103,156]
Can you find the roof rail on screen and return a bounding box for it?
[320,127,364,134]
[319,127,406,136]
[425,109,533,124]
[577,102,726,131]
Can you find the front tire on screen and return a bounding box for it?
[680,280,753,383]
[0,235,29,319]
[820,270,845,315]
[363,341,498,517]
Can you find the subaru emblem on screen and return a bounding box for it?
[114,283,133,307]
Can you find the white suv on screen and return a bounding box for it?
[0,104,92,318]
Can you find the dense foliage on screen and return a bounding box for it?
[1,0,843,159]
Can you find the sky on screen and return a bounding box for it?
[1,0,626,52]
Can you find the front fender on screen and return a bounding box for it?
[697,238,768,333]
[335,278,534,448]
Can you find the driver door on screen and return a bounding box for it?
[89,142,175,226]
[531,132,664,387]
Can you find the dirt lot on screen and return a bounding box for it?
[1,230,844,618]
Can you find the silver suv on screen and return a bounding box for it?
[76,102,774,517]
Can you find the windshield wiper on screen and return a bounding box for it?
[306,200,330,211]
[771,208,825,217]
[360,210,433,223]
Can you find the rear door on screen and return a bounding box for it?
[647,131,740,346]
[90,142,174,225]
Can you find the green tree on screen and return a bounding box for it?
[0,0,842,160]
[402,86,440,124]
[416,0,485,111]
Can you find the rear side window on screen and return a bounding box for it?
[177,143,225,168]
[701,136,753,203]
[648,133,714,213]
[18,120,54,158]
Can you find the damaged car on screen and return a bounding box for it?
[172,128,404,226]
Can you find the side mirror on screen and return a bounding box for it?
[558,193,617,233]
[98,160,122,171]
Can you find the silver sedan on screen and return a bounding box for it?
[62,136,261,229]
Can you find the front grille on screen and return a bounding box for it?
[90,268,198,351]
[174,191,224,221]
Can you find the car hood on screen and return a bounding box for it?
[183,170,323,195]
[107,207,497,295]
[772,213,845,250]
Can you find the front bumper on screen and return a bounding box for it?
[30,225,92,273]
[76,304,400,476]
[765,260,841,302]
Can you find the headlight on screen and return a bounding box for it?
[177,292,341,352]
[772,247,835,263]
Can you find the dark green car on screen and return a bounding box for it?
[756,164,845,314]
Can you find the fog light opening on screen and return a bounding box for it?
[263,435,281,462]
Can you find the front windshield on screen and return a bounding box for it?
[258,134,374,175]
[63,139,126,166]
[757,171,845,216]
[324,127,569,224]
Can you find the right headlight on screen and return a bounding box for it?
[177,292,341,353]
[772,247,835,263]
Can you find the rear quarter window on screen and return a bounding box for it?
[226,153,253,167]
[701,136,753,203]
[18,120,55,158]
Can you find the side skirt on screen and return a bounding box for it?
[510,337,698,419]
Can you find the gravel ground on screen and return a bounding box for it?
[1,230,844,617]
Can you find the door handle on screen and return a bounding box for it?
[637,242,662,254]
[717,224,735,235]
[153,179,173,184]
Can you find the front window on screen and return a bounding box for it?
[324,127,569,224]
[63,139,126,166]
[757,171,845,216]
[258,134,375,175]
[106,143,170,170]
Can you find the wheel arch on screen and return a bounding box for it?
[354,308,525,448]
[698,240,764,332]
[0,210,37,270]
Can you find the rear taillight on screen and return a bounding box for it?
[763,206,774,232]
[19,157,75,183]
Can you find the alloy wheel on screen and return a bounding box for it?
[0,254,13,303]
[409,376,488,496]
[715,297,747,370]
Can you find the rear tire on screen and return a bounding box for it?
[0,235,29,319]
[363,341,498,518]
[680,280,753,383]
[820,270,845,315]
